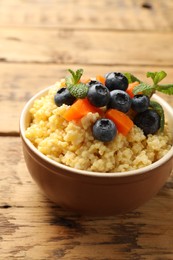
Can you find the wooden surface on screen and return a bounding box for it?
[0,0,173,259]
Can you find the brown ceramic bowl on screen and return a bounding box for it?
[20,87,173,216]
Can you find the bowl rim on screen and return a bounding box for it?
[20,85,173,178]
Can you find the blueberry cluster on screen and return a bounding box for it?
[54,72,161,142]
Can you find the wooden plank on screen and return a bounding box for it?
[0,137,173,259]
[0,0,173,31]
[0,63,173,133]
[1,28,173,66]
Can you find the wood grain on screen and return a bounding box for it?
[1,0,173,259]
[1,28,173,65]
[0,137,173,259]
[0,0,173,31]
[0,63,172,133]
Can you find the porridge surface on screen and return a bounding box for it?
[25,82,172,173]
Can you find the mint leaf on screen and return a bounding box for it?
[68,69,76,81]
[68,83,88,99]
[147,71,167,85]
[133,82,154,96]
[146,72,156,82]
[65,69,88,99]
[150,100,165,132]
[124,72,141,84]
[71,68,83,83]
[154,71,167,84]
[155,84,173,95]
[65,68,83,87]
[65,75,74,86]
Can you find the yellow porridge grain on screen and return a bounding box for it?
[25,83,172,173]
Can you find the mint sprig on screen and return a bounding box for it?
[65,69,88,99]
[125,70,173,133]
[131,70,173,97]
[65,68,83,86]
[146,71,167,85]
[146,71,173,95]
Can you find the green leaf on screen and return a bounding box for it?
[65,75,74,86]
[68,83,88,99]
[124,72,141,84]
[65,68,89,99]
[68,69,76,80]
[146,72,156,82]
[154,71,167,84]
[65,68,84,87]
[72,68,83,83]
[133,82,155,96]
[150,100,165,132]
[147,71,167,85]
[155,84,173,95]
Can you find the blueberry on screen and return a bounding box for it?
[87,80,100,87]
[104,72,111,78]
[54,88,76,107]
[134,109,160,135]
[107,90,131,113]
[87,83,110,107]
[131,95,150,113]
[105,72,128,91]
[92,119,117,142]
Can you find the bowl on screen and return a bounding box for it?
[20,86,173,216]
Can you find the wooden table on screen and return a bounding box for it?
[1,1,173,259]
